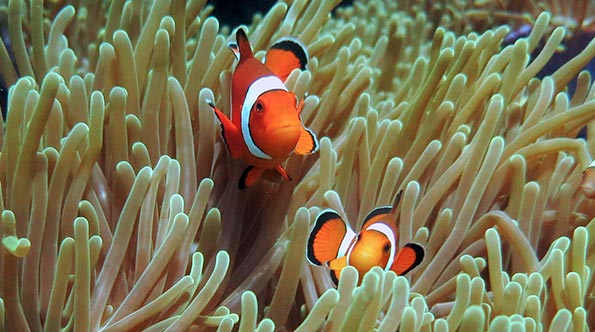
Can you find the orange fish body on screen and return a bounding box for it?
[208,29,318,188]
[306,193,424,283]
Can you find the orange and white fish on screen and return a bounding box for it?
[306,193,424,283]
[208,28,318,189]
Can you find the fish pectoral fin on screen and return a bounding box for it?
[328,257,347,285]
[207,101,241,159]
[294,127,319,155]
[328,256,347,270]
[330,268,341,285]
[275,165,292,181]
[390,243,425,275]
[227,42,240,60]
[306,210,356,266]
[239,166,264,189]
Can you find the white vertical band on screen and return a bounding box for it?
[365,223,397,271]
[241,75,287,159]
[338,227,357,258]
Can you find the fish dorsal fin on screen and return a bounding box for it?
[234,28,253,61]
[358,191,402,230]
[391,243,425,275]
[361,206,393,230]
[390,190,403,215]
[306,210,356,266]
[264,37,308,81]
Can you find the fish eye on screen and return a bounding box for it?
[255,101,264,113]
[383,244,390,252]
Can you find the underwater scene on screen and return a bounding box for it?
[1,0,595,331]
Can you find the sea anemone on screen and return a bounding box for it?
[0,0,594,331]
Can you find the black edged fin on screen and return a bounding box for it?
[236,28,253,60]
[265,37,309,81]
[330,269,340,285]
[395,243,425,276]
[306,210,347,266]
[207,99,235,157]
[295,127,319,155]
[238,166,254,190]
[361,206,393,230]
[269,37,308,70]
[390,190,404,215]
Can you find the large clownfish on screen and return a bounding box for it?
[306,192,425,283]
[208,28,319,189]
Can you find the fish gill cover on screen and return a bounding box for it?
[0,0,594,331]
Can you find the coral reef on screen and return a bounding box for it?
[0,0,594,331]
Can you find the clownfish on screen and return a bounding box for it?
[207,28,319,189]
[580,160,595,198]
[306,192,424,283]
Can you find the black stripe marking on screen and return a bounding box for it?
[306,210,343,266]
[270,38,308,70]
[398,243,425,275]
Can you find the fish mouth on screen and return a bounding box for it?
[265,123,301,137]
[260,123,301,156]
[348,249,381,269]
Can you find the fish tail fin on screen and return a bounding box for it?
[239,166,264,189]
[265,37,308,81]
[294,126,319,155]
[306,210,355,266]
[236,28,253,60]
[391,243,425,275]
[206,100,241,159]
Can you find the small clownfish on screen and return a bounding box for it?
[207,28,319,189]
[306,192,424,284]
[580,160,595,198]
